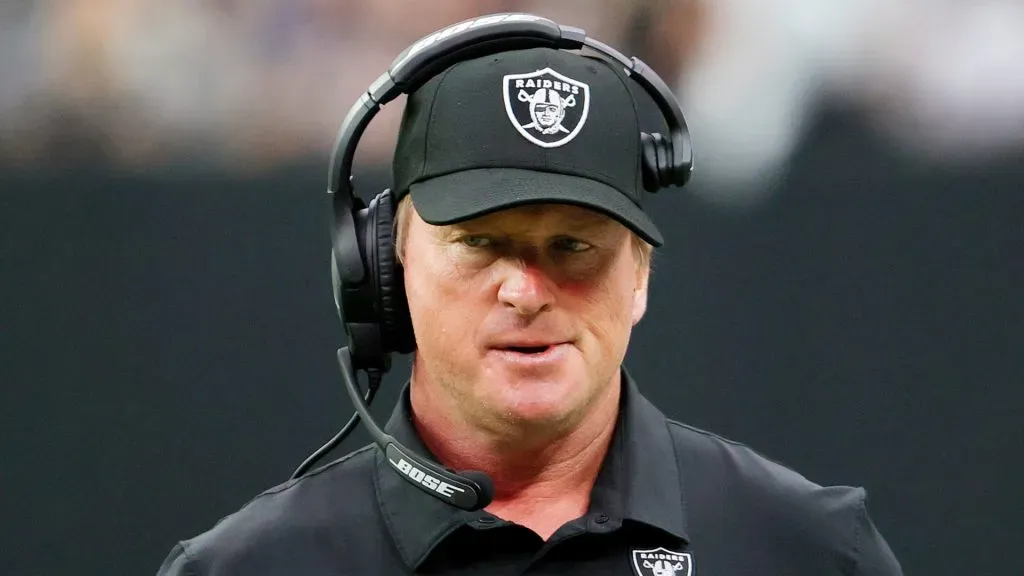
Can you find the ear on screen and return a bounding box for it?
[631,260,650,326]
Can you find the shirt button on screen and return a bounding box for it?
[478,515,496,525]
[595,513,609,524]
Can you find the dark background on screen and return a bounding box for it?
[3,103,1022,575]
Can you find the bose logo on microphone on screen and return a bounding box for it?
[402,14,544,61]
[390,457,466,498]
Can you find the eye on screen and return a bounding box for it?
[552,237,592,253]
[459,235,493,248]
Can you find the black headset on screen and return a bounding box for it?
[292,13,694,511]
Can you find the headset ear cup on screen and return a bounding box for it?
[331,252,343,318]
[672,140,691,187]
[370,190,416,354]
[641,132,675,191]
[654,132,673,188]
[640,132,660,192]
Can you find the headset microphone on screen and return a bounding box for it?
[335,348,494,510]
[291,347,494,511]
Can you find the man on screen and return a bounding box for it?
[157,43,903,575]
[522,87,575,134]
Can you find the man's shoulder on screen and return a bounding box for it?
[664,419,870,568]
[160,445,383,574]
[665,418,832,497]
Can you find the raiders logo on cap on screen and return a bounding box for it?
[502,67,590,148]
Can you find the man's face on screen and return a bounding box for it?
[534,103,562,128]
[402,202,649,434]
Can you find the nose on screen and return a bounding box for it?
[497,260,555,317]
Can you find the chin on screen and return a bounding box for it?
[478,362,591,426]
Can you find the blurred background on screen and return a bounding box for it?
[2,1,1022,574]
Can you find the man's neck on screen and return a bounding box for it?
[408,371,621,539]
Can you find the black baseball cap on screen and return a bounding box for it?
[392,47,664,246]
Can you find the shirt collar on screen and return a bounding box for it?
[373,367,689,570]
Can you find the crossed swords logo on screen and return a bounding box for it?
[503,68,590,148]
[517,87,577,135]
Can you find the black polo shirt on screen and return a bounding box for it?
[157,369,902,575]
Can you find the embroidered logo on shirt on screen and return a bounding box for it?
[631,547,693,576]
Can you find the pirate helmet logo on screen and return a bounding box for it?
[631,547,693,576]
[502,68,590,148]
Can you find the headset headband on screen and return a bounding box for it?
[328,13,692,286]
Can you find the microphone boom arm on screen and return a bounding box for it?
[292,348,493,511]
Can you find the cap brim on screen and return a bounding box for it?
[407,168,663,246]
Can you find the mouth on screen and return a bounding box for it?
[501,344,556,354]
[488,342,571,364]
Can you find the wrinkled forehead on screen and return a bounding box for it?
[432,202,626,237]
